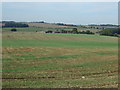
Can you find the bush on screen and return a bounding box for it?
[78,30,94,34]
[11,28,17,32]
[72,28,78,34]
[45,30,53,33]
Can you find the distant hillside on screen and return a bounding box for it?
[27,22,77,28]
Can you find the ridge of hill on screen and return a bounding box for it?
[26,22,77,28]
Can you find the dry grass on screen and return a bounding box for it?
[2,32,118,88]
[27,23,73,28]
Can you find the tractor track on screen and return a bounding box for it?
[2,70,118,80]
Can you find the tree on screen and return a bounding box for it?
[11,28,17,32]
[45,30,53,33]
[72,28,78,34]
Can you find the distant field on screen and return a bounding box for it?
[2,27,47,32]
[27,23,75,28]
[2,27,71,33]
[27,23,101,33]
[2,22,101,34]
[2,32,118,88]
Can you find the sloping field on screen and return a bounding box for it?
[2,32,118,88]
[27,23,75,28]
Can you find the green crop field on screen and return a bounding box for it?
[2,31,118,88]
[2,27,49,32]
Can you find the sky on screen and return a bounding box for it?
[1,0,119,2]
[2,2,118,25]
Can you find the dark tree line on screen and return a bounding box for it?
[99,28,120,37]
[88,24,118,27]
[3,22,29,27]
[56,23,77,27]
[45,28,94,35]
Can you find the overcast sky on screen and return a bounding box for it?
[2,2,118,25]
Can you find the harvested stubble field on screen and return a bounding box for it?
[2,32,118,88]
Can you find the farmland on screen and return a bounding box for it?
[2,26,118,88]
[2,22,101,34]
